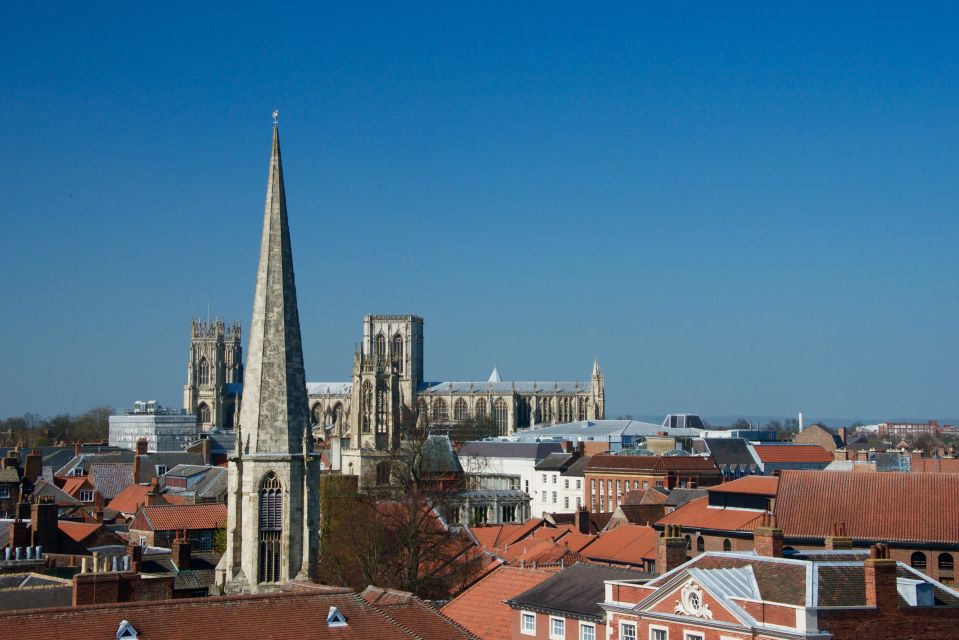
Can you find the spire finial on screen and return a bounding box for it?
[272,109,279,127]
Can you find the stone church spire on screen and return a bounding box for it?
[218,119,320,594]
[240,123,309,454]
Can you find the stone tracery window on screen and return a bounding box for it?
[577,397,589,421]
[198,358,210,386]
[474,398,486,419]
[197,403,210,425]
[392,334,404,373]
[362,381,373,432]
[375,333,387,360]
[454,398,469,422]
[417,398,429,425]
[539,397,552,423]
[559,397,572,423]
[433,398,448,423]
[258,473,282,583]
[493,398,509,434]
[310,403,323,426]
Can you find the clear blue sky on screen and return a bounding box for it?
[1,3,957,421]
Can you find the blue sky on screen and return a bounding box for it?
[1,3,957,421]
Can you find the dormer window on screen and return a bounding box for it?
[156,465,168,476]
[71,467,85,476]
[327,606,347,628]
[116,620,138,639]
[79,490,95,503]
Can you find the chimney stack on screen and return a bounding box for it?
[172,532,192,570]
[865,544,898,611]
[753,513,784,558]
[128,542,144,573]
[656,524,687,574]
[825,522,853,550]
[30,497,59,554]
[135,438,149,456]
[146,477,164,505]
[75,441,83,456]
[574,508,590,534]
[24,449,42,484]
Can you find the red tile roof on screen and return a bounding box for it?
[752,445,833,464]
[469,519,545,550]
[657,496,766,532]
[132,503,226,532]
[107,484,152,515]
[57,521,103,543]
[60,476,92,498]
[775,470,959,544]
[0,587,475,639]
[442,566,555,640]
[707,475,779,496]
[579,524,659,566]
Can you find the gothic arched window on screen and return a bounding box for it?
[198,358,210,386]
[539,397,552,423]
[493,398,509,434]
[197,403,210,425]
[559,397,572,423]
[433,398,449,423]
[392,334,404,374]
[474,398,487,420]
[311,403,323,426]
[362,381,373,432]
[376,384,388,433]
[417,398,429,425]
[332,403,343,428]
[723,538,732,552]
[258,473,282,584]
[454,398,469,422]
[578,398,589,421]
[375,334,387,360]
[939,553,954,572]
[376,461,391,486]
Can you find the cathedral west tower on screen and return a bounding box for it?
[217,118,320,593]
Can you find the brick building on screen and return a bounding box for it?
[749,444,833,474]
[128,503,226,550]
[601,527,959,640]
[584,456,722,512]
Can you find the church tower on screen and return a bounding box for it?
[590,359,605,419]
[218,119,321,594]
[183,319,243,430]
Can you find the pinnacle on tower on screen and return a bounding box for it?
[237,123,309,454]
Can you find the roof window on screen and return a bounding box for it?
[116,620,138,639]
[327,606,348,627]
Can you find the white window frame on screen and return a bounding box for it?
[520,611,536,635]
[579,621,596,640]
[79,490,95,502]
[620,621,638,640]
[549,616,565,639]
[683,633,704,640]
[649,625,669,640]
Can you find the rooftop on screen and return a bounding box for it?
[442,565,555,640]
[751,444,833,464]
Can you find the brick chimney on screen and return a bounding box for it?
[93,492,105,523]
[753,513,783,558]
[31,497,59,553]
[838,427,847,446]
[656,524,687,574]
[561,440,574,454]
[24,449,42,484]
[574,507,590,534]
[172,532,192,570]
[128,542,144,573]
[146,477,164,505]
[74,441,83,456]
[132,451,141,484]
[135,438,149,456]
[9,519,29,549]
[865,543,898,611]
[825,522,853,550]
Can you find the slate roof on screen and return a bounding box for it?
[0,574,72,612]
[699,438,759,467]
[585,455,720,473]
[0,585,477,639]
[31,480,81,506]
[561,456,590,477]
[56,451,134,477]
[140,550,221,592]
[134,453,206,483]
[535,452,575,471]
[0,468,20,483]
[511,562,653,621]
[421,380,591,395]
[442,565,556,640]
[513,420,703,441]
[306,382,352,396]
[89,463,133,500]
[458,441,563,461]
[663,488,709,507]
[131,504,226,532]
[775,470,959,544]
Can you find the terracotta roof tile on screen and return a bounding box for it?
[657,496,766,532]
[775,470,959,544]
[107,484,153,515]
[579,524,658,566]
[442,565,555,640]
[0,589,474,639]
[134,504,226,532]
[57,521,102,543]
[706,475,779,496]
[752,445,833,464]
[586,455,719,473]
[60,477,91,498]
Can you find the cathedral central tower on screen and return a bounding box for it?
[217,120,320,593]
